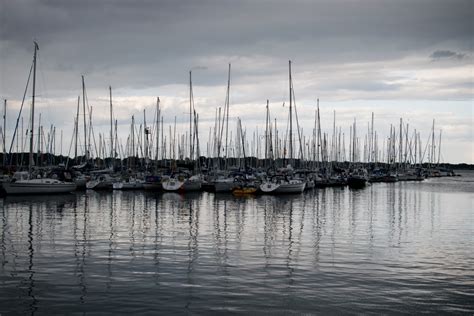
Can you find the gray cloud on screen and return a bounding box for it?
[430,50,466,60]
[2,0,472,86]
[0,0,473,162]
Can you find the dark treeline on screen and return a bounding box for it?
[1,153,470,173]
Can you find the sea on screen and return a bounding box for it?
[1,171,473,314]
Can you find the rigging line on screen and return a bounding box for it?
[291,79,304,160]
[284,102,290,160]
[36,52,53,121]
[65,117,77,168]
[9,61,34,161]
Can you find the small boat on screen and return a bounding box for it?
[162,178,183,191]
[113,178,144,190]
[162,174,202,192]
[260,175,305,194]
[232,186,258,196]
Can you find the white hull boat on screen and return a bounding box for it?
[3,178,77,195]
[162,179,184,191]
[162,176,202,192]
[260,179,305,194]
[113,179,144,190]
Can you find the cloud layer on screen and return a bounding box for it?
[0,0,472,163]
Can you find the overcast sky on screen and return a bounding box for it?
[1,0,472,163]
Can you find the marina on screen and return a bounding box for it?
[0,45,462,197]
[1,1,472,314]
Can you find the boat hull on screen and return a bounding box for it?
[143,176,163,191]
[182,180,202,192]
[232,187,258,195]
[3,179,77,195]
[347,177,367,189]
[86,180,113,190]
[260,181,305,194]
[74,178,87,190]
[162,179,185,192]
[214,180,237,193]
[113,181,144,190]
[162,179,202,192]
[143,182,162,191]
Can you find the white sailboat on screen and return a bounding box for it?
[260,175,305,194]
[162,174,202,192]
[162,71,203,193]
[3,42,76,195]
[259,61,305,195]
[112,177,144,190]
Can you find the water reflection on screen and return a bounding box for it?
[0,179,473,314]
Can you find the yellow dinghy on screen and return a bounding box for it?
[232,187,258,196]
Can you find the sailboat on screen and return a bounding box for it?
[3,42,76,195]
[260,61,305,194]
[162,173,202,192]
[260,174,305,194]
[162,71,203,193]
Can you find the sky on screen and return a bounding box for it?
[0,0,472,163]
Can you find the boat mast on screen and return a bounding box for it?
[3,99,6,166]
[82,75,88,161]
[194,111,200,171]
[161,116,164,161]
[155,97,160,167]
[265,99,269,162]
[143,109,147,163]
[437,129,442,165]
[317,99,322,167]
[432,119,435,165]
[289,60,293,162]
[29,42,39,175]
[189,71,193,160]
[109,86,114,161]
[225,63,231,165]
[74,96,80,160]
[131,115,135,168]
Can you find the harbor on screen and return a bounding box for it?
[1,0,472,314]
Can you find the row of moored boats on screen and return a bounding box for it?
[0,165,457,196]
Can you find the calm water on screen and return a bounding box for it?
[1,172,473,314]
